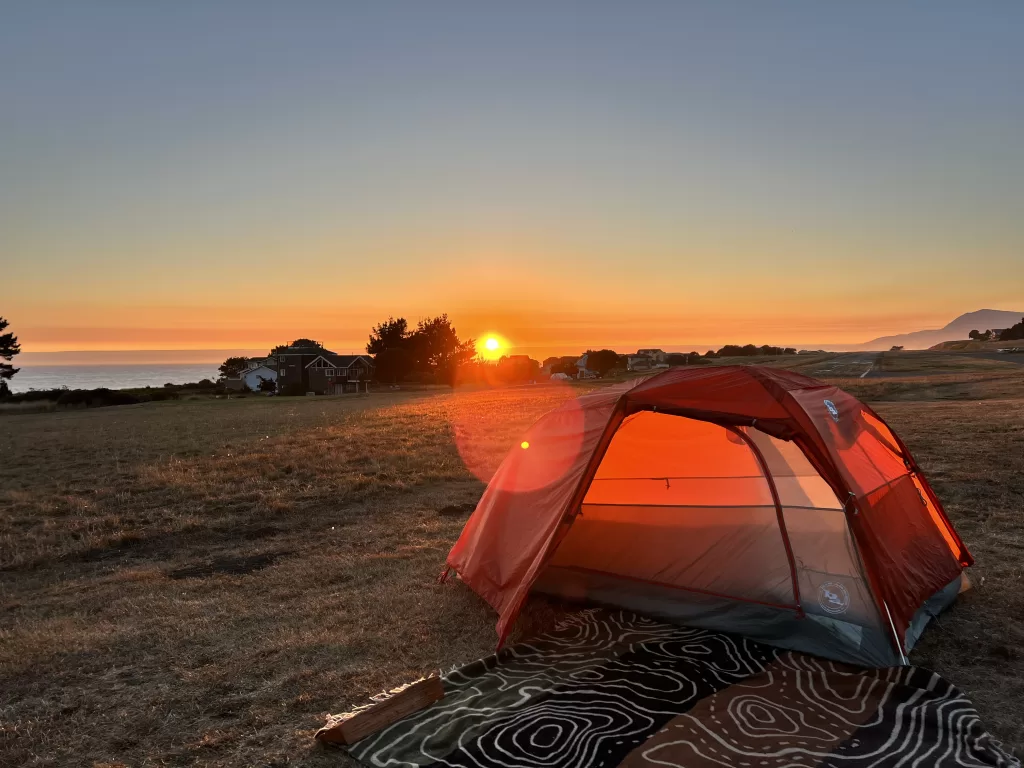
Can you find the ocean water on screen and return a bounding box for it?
[10,364,221,393]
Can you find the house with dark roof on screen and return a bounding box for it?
[275,343,375,394]
[636,348,668,363]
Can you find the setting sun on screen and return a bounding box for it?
[478,334,507,361]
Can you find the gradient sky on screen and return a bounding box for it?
[3,1,1022,359]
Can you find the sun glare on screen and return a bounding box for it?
[478,334,507,361]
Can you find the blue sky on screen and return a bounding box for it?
[2,2,1022,355]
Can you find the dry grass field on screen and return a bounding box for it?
[874,349,1022,374]
[2,363,1023,766]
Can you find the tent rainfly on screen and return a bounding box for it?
[444,366,972,667]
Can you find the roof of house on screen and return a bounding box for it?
[304,354,374,369]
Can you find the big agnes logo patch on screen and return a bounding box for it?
[824,399,840,423]
[818,581,850,614]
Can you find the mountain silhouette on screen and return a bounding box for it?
[858,309,1024,350]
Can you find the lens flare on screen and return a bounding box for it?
[450,380,579,489]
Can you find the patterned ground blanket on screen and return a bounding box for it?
[344,609,1018,768]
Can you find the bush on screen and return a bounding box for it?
[55,388,141,408]
[145,390,179,402]
[5,381,227,410]
[5,388,67,403]
[401,371,437,385]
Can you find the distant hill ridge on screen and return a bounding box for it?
[859,309,1024,350]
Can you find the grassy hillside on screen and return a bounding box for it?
[931,339,1024,351]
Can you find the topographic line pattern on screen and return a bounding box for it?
[344,610,1018,768]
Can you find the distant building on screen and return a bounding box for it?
[627,355,654,371]
[636,348,668,363]
[575,354,599,379]
[304,353,375,394]
[240,364,278,392]
[275,342,375,394]
[542,355,580,375]
[221,358,277,391]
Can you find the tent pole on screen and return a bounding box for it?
[883,599,908,665]
[728,426,804,617]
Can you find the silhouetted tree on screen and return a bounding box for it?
[584,349,619,376]
[366,317,410,355]
[496,355,540,384]
[968,329,982,340]
[998,319,1024,342]
[373,346,415,384]
[271,338,325,355]
[0,316,19,399]
[548,356,579,376]
[712,343,794,357]
[365,314,474,385]
[218,356,251,380]
[410,315,476,386]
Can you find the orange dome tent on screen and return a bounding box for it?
[445,366,971,667]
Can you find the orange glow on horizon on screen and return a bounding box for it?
[9,293,1017,361]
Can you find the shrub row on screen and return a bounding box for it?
[3,380,232,410]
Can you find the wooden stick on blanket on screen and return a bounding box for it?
[315,675,445,746]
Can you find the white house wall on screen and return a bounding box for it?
[242,366,278,391]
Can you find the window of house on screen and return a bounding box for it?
[280,369,286,376]
[326,369,334,377]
